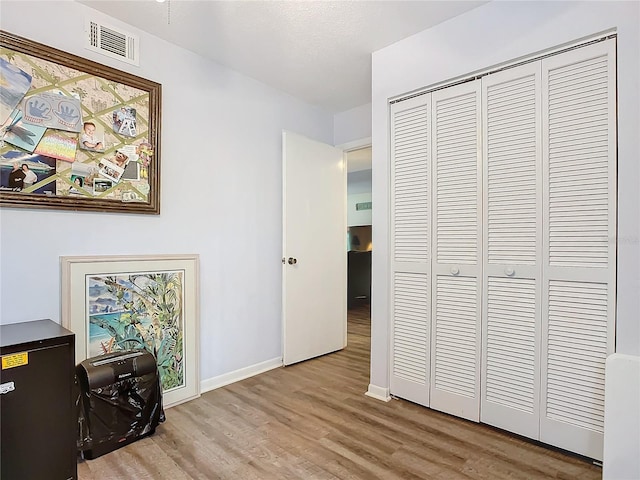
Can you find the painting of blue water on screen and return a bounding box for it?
[86,271,185,392]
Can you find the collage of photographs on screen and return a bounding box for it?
[0,52,153,203]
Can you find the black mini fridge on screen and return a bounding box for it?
[76,349,164,459]
[0,319,77,480]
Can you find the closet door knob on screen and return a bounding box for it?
[505,267,515,276]
[450,267,460,276]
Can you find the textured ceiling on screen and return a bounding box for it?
[79,0,487,114]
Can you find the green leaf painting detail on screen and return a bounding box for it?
[88,271,184,391]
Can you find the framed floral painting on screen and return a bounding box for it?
[61,255,199,407]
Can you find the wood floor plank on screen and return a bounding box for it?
[78,304,601,479]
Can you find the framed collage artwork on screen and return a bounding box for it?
[0,30,161,214]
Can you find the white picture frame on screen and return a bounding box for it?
[61,254,200,408]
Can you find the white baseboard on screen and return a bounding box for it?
[365,383,391,402]
[200,357,282,393]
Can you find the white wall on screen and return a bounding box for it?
[347,193,372,227]
[603,354,640,479]
[0,1,334,384]
[347,168,372,226]
[334,103,372,146]
[370,1,640,391]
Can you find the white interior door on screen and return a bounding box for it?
[481,61,542,440]
[429,80,482,422]
[282,131,346,366]
[540,39,616,461]
[389,95,432,407]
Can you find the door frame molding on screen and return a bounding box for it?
[336,137,372,153]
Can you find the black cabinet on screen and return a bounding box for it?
[0,319,77,480]
[348,250,372,308]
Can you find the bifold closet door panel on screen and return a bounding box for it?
[389,95,432,407]
[430,80,482,421]
[540,39,617,461]
[480,62,542,439]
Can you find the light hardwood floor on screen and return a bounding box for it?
[78,305,601,479]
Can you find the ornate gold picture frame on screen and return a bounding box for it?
[0,30,161,214]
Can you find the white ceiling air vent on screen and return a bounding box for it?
[85,19,139,66]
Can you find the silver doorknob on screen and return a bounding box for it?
[504,267,515,276]
[288,257,297,265]
[450,266,460,276]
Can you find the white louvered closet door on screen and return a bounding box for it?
[540,39,616,461]
[389,95,431,407]
[481,63,542,439]
[430,80,482,421]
